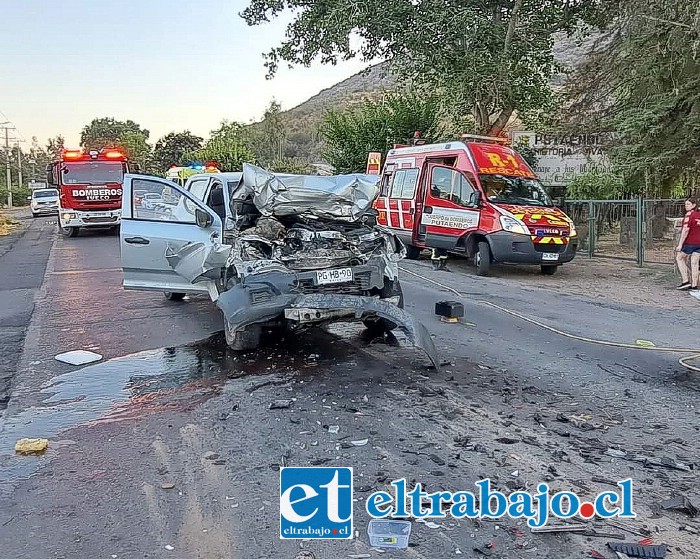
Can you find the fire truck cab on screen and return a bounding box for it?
[46,148,133,238]
[373,135,578,275]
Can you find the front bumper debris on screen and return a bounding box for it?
[217,286,439,368]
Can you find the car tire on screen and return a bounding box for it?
[163,292,186,301]
[541,264,558,276]
[31,212,38,218]
[363,278,404,333]
[109,225,120,235]
[61,226,79,238]
[405,245,422,260]
[475,241,491,276]
[225,323,262,351]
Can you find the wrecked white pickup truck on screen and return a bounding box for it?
[119,163,438,365]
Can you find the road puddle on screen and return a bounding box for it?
[0,328,352,487]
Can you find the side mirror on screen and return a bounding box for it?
[45,164,55,186]
[469,191,482,207]
[195,208,213,228]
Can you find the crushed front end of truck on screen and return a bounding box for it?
[212,164,439,366]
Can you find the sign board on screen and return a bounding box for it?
[28,180,48,190]
[510,132,610,187]
[366,152,382,175]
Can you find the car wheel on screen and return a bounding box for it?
[541,264,558,276]
[475,241,491,276]
[163,292,186,301]
[225,323,262,351]
[362,279,404,332]
[405,245,422,260]
[109,225,120,235]
[61,226,79,238]
[31,212,38,218]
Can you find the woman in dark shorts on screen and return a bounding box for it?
[676,197,700,291]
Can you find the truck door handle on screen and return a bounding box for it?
[124,236,150,245]
[424,206,433,214]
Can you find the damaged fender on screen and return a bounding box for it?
[164,241,231,284]
[216,285,439,368]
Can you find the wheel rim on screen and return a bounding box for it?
[475,252,481,267]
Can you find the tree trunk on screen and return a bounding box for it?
[487,106,515,137]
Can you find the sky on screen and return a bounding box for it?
[0,0,370,149]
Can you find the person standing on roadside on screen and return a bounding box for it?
[676,197,700,291]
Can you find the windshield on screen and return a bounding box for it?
[33,189,59,198]
[62,161,124,185]
[480,174,553,207]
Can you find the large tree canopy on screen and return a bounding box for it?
[241,0,597,135]
[564,0,700,195]
[79,117,151,167]
[152,131,204,173]
[320,90,447,173]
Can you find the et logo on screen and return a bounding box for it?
[280,467,353,540]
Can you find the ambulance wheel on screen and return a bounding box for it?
[475,241,491,276]
[405,245,422,260]
[61,226,79,238]
[541,265,558,276]
[164,292,186,301]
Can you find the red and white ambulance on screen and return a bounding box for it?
[373,135,578,275]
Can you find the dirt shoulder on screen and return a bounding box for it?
[434,255,691,312]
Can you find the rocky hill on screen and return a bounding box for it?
[268,32,597,161]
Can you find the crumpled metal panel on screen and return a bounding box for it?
[164,241,231,284]
[242,163,380,221]
[216,280,440,368]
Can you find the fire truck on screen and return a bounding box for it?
[372,134,578,276]
[46,148,135,238]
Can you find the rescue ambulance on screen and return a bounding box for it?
[372,134,578,275]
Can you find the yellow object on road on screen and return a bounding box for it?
[14,438,49,454]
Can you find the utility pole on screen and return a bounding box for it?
[16,144,23,190]
[3,124,11,209]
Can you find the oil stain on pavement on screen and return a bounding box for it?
[0,328,352,488]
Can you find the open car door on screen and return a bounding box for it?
[120,174,229,296]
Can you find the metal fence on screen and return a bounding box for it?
[564,198,686,266]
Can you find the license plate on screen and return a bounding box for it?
[316,268,353,285]
[542,252,559,261]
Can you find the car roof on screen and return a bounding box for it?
[33,188,58,193]
[185,172,243,182]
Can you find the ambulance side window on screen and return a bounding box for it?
[430,167,453,200]
[452,173,477,208]
[380,173,392,197]
[391,169,419,199]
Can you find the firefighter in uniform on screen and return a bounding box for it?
[429,169,450,271]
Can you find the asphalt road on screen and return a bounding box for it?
[0,217,699,559]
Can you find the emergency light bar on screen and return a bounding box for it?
[60,149,125,161]
[460,133,511,145]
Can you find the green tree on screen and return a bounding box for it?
[252,100,288,166]
[564,0,700,196]
[187,121,255,171]
[46,135,65,159]
[152,131,204,173]
[79,118,152,165]
[241,0,598,135]
[319,90,446,173]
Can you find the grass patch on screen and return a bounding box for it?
[0,214,19,236]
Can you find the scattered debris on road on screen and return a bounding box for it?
[607,542,668,558]
[368,519,411,549]
[54,350,103,365]
[14,438,49,454]
[659,495,699,517]
[269,399,293,409]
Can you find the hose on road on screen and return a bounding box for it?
[400,266,700,373]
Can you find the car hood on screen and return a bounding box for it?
[241,163,380,221]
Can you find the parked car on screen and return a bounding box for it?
[29,188,60,217]
[118,164,438,365]
[142,192,163,210]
